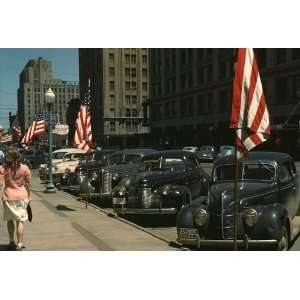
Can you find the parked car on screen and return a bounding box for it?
[217,145,235,159]
[77,149,156,198]
[198,145,217,162]
[52,151,87,185]
[19,149,46,169]
[39,148,86,181]
[176,152,300,250]
[61,149,114,188]
[112,150,210,216]
[182,146,199,153]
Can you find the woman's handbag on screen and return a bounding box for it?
[27,202,33,222]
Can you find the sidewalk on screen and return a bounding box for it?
[0,174,174,251]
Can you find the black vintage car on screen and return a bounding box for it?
[77,149,156,198]
[176,152,300,250]
[112,150,210,215]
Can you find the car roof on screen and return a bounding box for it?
[142,150,196,160]
[111,149,156,156]
[53,148,85,154]
[214,151,292,167]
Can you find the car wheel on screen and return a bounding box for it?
[277,225,289,251]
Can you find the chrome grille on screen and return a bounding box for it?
[140,187,152,208]
[102,171,112,193]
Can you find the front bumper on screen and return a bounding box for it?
[177,233,278,249]
[115,207,178,215]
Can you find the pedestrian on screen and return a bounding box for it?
[0,148,31,251]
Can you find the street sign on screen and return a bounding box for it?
[53,124,69,135]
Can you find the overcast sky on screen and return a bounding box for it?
[0,48,79,129]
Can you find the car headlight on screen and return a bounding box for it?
[65,168,71,173]
[112,173,119,181]
[118,186,127,196]
[244,208,258,227]
[91,171,98,181]
[161,184,176,195]
[194,208,208,226]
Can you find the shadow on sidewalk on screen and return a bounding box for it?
[0,244,9,251]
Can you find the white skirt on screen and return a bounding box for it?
[2,199,29,222]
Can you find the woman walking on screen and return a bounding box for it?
[0,149,31,251]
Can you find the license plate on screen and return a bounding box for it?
[178,228,198,240]
[113,197,126,205]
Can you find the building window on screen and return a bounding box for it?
[142,55,147,64]
[171,101,176,117]
[126,109,131,117]
[110,108,115,117]
[187,49,193,64]
[109,81,115,91]
[219,61,226,79]
[125,54,130,64]
[255,49,267,68]
[180,98,187,115]
[131,68,136,77]
[125,82,130,90]
[276,49,286,64]
[292,49,300,60]
[198,49,204,59]
[181,75,186,89]
[126,95,130,105]
[125,68,130,76]
[276,77,288,104]
[132,95,137,104]
[188,72,193,88]
[142,68,147,77]
[132,81,137,90]
[207,93,214,113]
[132,109,138,117]
[207,65,213,82]
[109,53,114,63]
[110,95,115,105]
[109,67,115,76]
[131,54,136,64]
[187,97,193,115]
[142,82,147,91]
[110,122,116,132]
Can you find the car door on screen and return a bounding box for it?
[278,162,295,217]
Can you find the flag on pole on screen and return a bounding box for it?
[0,132,12,143]
[11,117,22,139]
[74,79,93,152]
[230,48,270,155]
[21,112,45,147]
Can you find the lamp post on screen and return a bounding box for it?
[45,88,56,193]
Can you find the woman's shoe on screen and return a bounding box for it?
[7,241,17,251]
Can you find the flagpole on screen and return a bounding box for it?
[232,48,239,251]
[233,142,239,250]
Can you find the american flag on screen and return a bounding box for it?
[0,132,12,143]
[74,80,93,152]
[230,48,270,155]
[21,112,46,147]
[11,117,22,139]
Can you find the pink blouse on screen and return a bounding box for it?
[0,164,31,200]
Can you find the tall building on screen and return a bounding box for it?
[149,48,300,147]
[17,57,79,131]
[79,48,149,147]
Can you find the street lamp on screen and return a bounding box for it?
[45,88,56,193]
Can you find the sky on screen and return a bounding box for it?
[0,48,79,129]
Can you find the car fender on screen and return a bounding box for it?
[177,196,208,228]
[245,204,289,241]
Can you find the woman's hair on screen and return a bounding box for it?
[4,148,22,170]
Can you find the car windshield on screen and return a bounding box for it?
[140,157,185,172]
[200,146,215,152]
[124,154,141,163]
[213,163,275,182]
[52,152,66,159]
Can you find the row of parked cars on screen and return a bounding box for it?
[39,146,300,250]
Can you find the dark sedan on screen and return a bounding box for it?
[177,152,300,250]
[112,150,210,215]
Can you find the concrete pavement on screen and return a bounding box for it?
[0,175,175,251]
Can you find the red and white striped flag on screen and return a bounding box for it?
[230,48,270,155]
[0,132,12,143]
[21,112,45,147]
[74,80,93,152]
[11,117,22,139]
